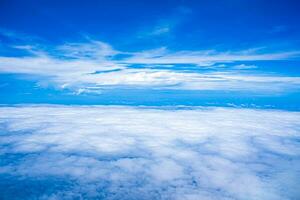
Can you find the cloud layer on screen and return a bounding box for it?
[0,105,300,199]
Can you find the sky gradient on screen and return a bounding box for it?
[0,0,300,109]
[0,1,300,199]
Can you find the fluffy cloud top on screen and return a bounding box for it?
[0,105,300,199]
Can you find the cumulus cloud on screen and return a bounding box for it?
[0,105,300,199]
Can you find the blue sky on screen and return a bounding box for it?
[1,0,300,109]
[1,1,300,200]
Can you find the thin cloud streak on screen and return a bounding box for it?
[123,49,300,65]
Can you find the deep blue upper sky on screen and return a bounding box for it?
[1,0,300,50]
[0,0,300,109]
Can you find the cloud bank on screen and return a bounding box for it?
[0,105,300,199]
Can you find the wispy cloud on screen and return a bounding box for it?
[1,54,300,94]
[124,48,300,65]
[0,105,299,199]
[0,32,300,94]
[139,24,172,38]
[137,6,192,38]
[56,40,120,59]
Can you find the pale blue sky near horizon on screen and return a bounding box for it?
[0,0,300,110]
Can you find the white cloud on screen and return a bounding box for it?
[0,38,300,93]
[0,55,300,93]
[56,40,120,59]
[0,55,123,76]
[124,48,300,65]
[146,25,171,36]
[232,64,258,69]
[0,105,300,199]
[66,69,300,93]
